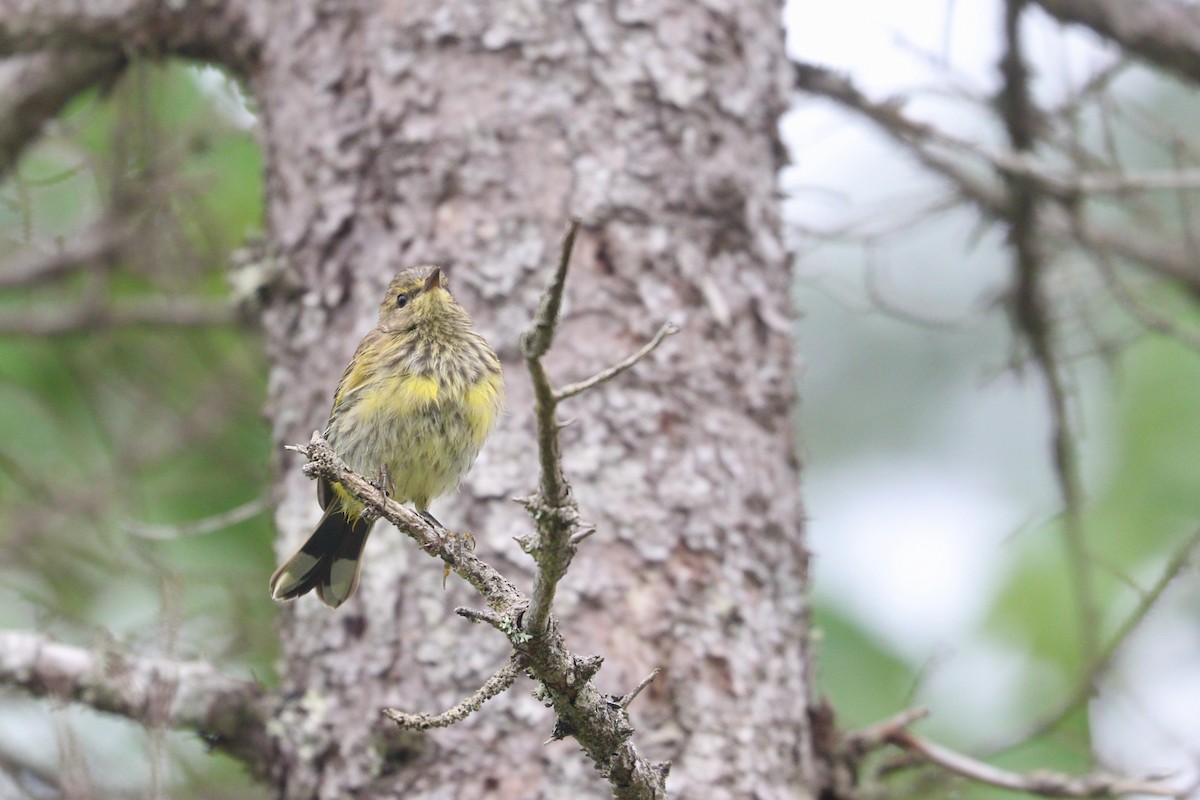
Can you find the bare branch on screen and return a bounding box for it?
[519,218,586,639]
[555,322,680,402]
[0,630,270,767]
[383,656,522,730]
[843,707,930,755]
[792,60,1200,297]
[999,0,1100,668]
[1031,0,1200,85]
[296,433,668,799]
[0,296,240,336]
[123,497,269,540]
[0,222,130,290]
[0,49,123,179]
[846,709,1183,797]
[888,728,1183,798]
[0,0,261,70]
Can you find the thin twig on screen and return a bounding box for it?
[620,668,661,709]
[986,525,1200,754]
[1029,0,1200,87]
[792,60,1200,298]
[123,498,269,540]
[888,728,1183,798]
[847,708,1183,797]
[843,707,930,755]
[383,656,523,730]
[0,221,134,290]
[555,323,680,401]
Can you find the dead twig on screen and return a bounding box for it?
[383,656,524,730]
[846,708,1184,798]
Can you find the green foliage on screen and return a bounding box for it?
[813,606,915,728]
[0,60,271,798]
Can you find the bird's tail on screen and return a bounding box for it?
[269,502,373,608]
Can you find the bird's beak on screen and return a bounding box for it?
[423,268,443,293]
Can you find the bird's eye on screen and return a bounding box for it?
[396,293,409,308]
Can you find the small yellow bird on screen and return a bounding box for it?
[270,266,503,608]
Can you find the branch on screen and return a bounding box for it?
[0,222,131,290]
[518,218,585,638]
[297,435,669,797]
[0,0,261,70]
[1031,0,1200,85]
[0,630,270,767]
[0,49,124,179]
[892,729,1182,798]
[846,709,1184,798]
[383,656,522,731]
[1000,0,1099,668]
[555,323,680,402]
[792,61,1200,298]
[0,296,240,336]
[123,497,269,540]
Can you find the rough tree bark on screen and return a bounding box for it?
[0,0,817,797]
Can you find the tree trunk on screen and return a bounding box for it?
[253,1,815,796]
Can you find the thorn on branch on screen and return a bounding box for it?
[573,655,604,685]
[569,528,596,546]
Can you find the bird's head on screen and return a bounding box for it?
[377,265,462,331]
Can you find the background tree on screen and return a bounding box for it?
[0,1,815,798]
[4,0,1200,799]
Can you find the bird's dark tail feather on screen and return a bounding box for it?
[269,502,373,609]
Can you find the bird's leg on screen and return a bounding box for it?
[371,464,391,498]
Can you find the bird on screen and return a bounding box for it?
[269,265,503,608]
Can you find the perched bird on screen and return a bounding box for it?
[270,266,503,608]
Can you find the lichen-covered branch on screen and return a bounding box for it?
[519,219,585,638]
[295,434,669,799]
[383,656,522,731]
[0,630,270,767]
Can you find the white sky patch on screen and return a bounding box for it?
[189,64,257,130]
[1092,590,1200,791]
[807,460,1020,662]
